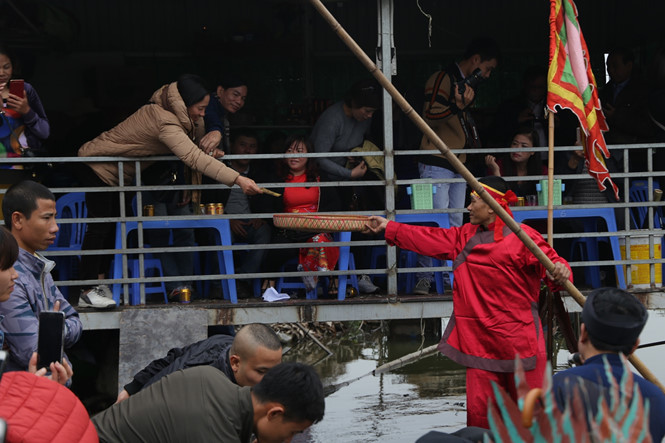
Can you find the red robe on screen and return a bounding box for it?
[384,220,571,372]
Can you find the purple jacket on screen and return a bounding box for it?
[0,248,82,372]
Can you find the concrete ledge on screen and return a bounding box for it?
[79,291,665,331]
[79,295,455,330]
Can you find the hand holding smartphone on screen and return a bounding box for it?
[37,311,65,369]
[8,79,24,98]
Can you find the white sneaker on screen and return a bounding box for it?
[358,275,378,294]
[79,286,117,309]
[97,284,114,299]
[413,278,431,295]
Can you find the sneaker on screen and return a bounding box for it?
[97,284,114,299]
[79,286,117,309]
[358,275,379,294]
[413,278,431,295]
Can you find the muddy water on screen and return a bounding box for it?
[287,312,665,443]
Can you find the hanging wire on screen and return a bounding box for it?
[416,0,433,47]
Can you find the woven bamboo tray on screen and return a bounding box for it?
[273,214,370,233]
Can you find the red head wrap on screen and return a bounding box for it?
[471,184,518,241]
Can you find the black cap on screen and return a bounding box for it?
[582,288,648,347]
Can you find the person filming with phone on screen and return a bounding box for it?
[0,180,82,385]
[413,37,500,296]
[0,45,50,157]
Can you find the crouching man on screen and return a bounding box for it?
[93,362,325,443]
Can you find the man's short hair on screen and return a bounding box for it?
[230,129,259,146]
[582,287,648,355]
[252,362,325,424]
[230,323,282,358]
[2,180,55,228]
[462,37,501,63]
[610,47,635,65]
[343,78,381,109]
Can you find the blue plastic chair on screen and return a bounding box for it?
[128,258,168,304]
[569,236,605,288]
[513,208,626,289]
[630,180,662,229]
[392,213,453,294]
[275,231,358,300]
[112,219,237,304]
[49,193,87,298]
[276,254,358,300]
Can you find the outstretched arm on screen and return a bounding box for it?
[363,216,389,234]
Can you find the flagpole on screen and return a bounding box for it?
[547,111,555,370]
[547,113,555,246]
[307,0,665,394]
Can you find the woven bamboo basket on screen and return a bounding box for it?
[273,214,370,233]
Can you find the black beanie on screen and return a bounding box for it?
[582,288,648,347]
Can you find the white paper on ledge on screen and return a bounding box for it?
[262,287,290,302]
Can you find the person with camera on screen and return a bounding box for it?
[413,37,500,296]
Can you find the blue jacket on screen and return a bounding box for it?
[203,93,227,134]
[0,248,82,372]
[552,353,665,442]
[203,92,232,152]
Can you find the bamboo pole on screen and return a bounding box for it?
[546,112,555,369]
[323,344,439,396]
[308,0,665,394]
[372,344,439,375]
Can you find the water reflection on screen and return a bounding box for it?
[285,311,665,443]
[284,325,467,443]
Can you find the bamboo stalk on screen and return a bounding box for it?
[297,323,333,356]
[372,344,439,376]
[323,344,439,396]
[308,0,665,394]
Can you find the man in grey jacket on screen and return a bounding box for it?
[0,180,83,375]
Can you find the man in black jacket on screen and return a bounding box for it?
[115,323,282,403]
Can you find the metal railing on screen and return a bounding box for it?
[1,142,663,304]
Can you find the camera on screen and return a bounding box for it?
[456,68,485,95]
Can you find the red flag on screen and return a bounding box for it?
[547,0,619,200]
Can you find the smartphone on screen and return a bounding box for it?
[0,350,6,382]
[8,79,24,98]
[37,311,65,369]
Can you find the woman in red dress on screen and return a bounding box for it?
[264,135,338,293]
